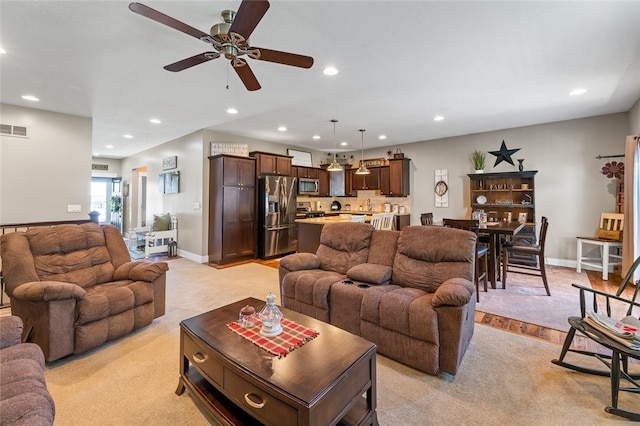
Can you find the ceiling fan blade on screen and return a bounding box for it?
[233,60,261,91]
[228,0,270,41]
[129,2,209,40]
[164,52,220,72]
[253,48,314,69]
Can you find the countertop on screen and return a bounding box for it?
[296,212,409,224]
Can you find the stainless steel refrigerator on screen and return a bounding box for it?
[258,175,298,258]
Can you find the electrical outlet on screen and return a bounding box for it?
[193,202,201,210]
[67,204,81,213]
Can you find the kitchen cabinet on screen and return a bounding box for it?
[317,168,330,196]
[352,167,381,191]
[250,151,292,176]
[209,155,256,265]
[467,170,538,266]
[295,166,318,179]
[387,158,411,196]
[379,166,390,195]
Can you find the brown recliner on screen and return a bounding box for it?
[0,223,168,362]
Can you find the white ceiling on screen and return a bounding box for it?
[2,1,640,159]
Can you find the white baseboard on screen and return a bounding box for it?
[176,250,208,263]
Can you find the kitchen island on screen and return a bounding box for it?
[296,214,410,253]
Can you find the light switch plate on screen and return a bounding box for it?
[67,204,81,213]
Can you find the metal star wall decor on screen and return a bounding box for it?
[488,140,521,167]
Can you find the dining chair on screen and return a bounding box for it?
[370,213,384,229]
[442,218,488,302]
[381,213,395,230]
[350,215,367,223]
[501,216,550,296]
[420,212,434,225]
[576,212,624,280]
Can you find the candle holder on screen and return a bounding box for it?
[517,159,524,172]
[258,293,283,337]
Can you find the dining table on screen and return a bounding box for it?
[478,221,525,289]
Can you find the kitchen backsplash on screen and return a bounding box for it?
[300,190,410,213]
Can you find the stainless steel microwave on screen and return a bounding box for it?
[298,178,319,195]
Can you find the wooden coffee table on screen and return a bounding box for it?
[176,297,378,425]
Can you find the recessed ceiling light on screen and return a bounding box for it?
[21,95,39,102]
[226,108,238,114]
[123,134,133,139]
[0,48,6,54]
[312,135,320,140]
[323,66,339,76]
[278,126,287,132]
[378,135,387,140]
[340,141,348,146]
[570,88,587,96]
[106,145,114,149]
[149,118,162,124]
[434,115,445,121]
[93,153,100,156]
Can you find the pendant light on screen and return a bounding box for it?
[355,128,370,175]
[327,119,343,172]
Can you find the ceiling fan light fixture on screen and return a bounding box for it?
[355,129,370,175]
[327,119,343,172]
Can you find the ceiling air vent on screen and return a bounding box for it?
[0,124,29,138]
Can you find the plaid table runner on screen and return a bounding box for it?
[227,318,319,358]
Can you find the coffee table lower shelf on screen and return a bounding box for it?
[177,367,375,426]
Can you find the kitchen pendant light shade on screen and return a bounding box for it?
[355,128,370,175]
[328,119,343,172]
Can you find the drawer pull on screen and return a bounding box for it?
[192,352,207,363]
[244,393,265,409]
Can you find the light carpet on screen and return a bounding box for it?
[43,258,638,425]
[476,265,592,331]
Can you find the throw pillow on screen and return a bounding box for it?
[152,213,171,231]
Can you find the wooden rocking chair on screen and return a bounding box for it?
[551,255,640,421]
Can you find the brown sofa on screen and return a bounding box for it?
[0,315,55,425]
[279,222,476,376]
[0,223,168,362]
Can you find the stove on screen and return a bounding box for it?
[296,201,325,218]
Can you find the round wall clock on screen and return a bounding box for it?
[434,180,448,196]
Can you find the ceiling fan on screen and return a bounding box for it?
[129,1,314,91]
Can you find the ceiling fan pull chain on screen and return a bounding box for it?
[226,63,230,90]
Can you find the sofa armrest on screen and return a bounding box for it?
[0,316,23,349]
[279,253,320,272]
[431,278,474,307]
[12,281,86,302]
[113,261,169,282]
[347,263,392,285]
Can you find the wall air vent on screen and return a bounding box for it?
[0,124,29,138]
[92,164,109,171]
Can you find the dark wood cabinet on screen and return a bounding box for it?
[250,151,292,176]
[387,158,411,196]
[468,170,538,266]
[209,155,256,265]
[317,169,330,196]
[295,166,318,179]
[379,166,390,195]
[351,168,380,191]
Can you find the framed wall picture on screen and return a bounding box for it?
[162,156,177,170]
[159,171,180,194]
[287,149,312,167]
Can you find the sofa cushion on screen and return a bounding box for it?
[76,280,153,325]
[392,226,475,292]
[347,263,392,285]
[361,286,438,343]
[316,222,373,275]
[26,224,116,288]
[281,269,344,309]
[367,229,400,266]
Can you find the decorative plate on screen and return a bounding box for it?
[476,195,487,204]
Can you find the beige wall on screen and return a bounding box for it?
[356,113,629,264]
[0,104,92,224]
